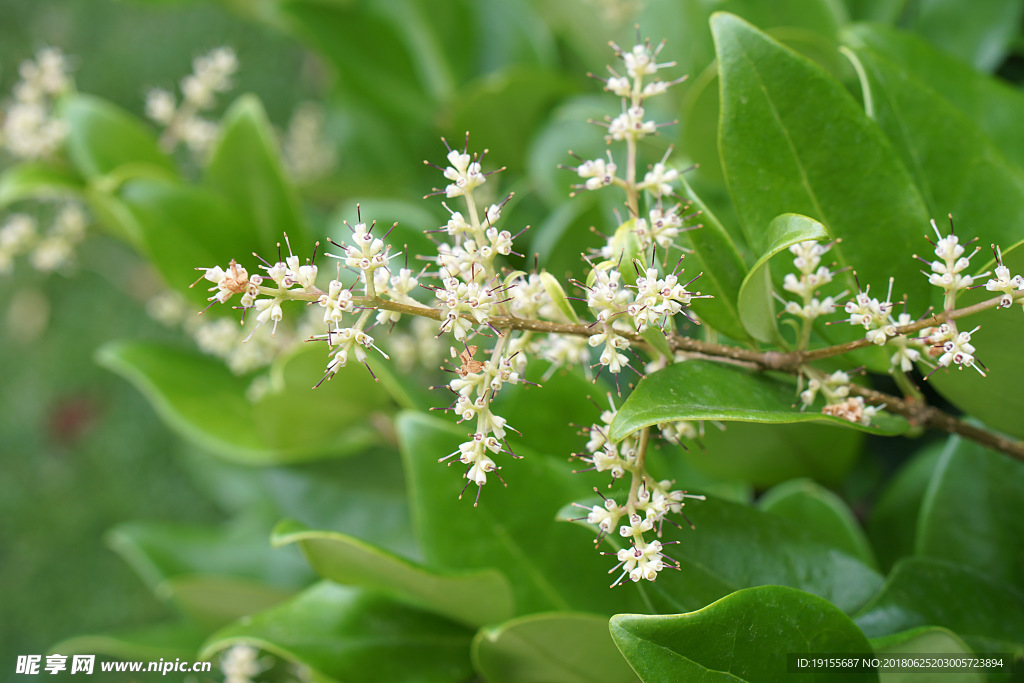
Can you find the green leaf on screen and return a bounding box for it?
[61,94,174,180]
[610,360,909,441]
[117,178,251,303]
[106,518,309,628]
[539,271,580,323]
[473,613,635,683]
[713,13,931,353]
[489,364,605,460]
[737,213,828,344]
[855,557,1024,655]
[279,1,437,128]
[51,622,206,661]
[83,186,145,246]
[610,218,642,286]
[843,23,1024,172]
[608,495,883,615]
[871,627,985,683]
[396,412,654,616]
[844,36,1024,300]
[759,478,877,569]
[676,176,749,340]
[97,341,388,464]
[450,67,574,173]
[916,436,1024,594]
[662,419,863,488]
[867,442,945,572]
[201,582,474,683]
[271,519,514,628]
[0,162,83,207]
[610,586,878,683]
[206,95,312,253]
[899,0,1023,72]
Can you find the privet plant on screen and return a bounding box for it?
[3,2,1024,681]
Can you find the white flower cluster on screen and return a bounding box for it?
[282,101,336,183]
[1,47,71,160]
[799,369,882,426]
[984,245,1024,309]
[220,644,267,683]
[916,218,983,302]
[436,275,498,341]
[570,39,683,197]
[146,47,237,158]
[634,204,692,251]
[924,323,983,376]
[844,280,897,345]
[0,204,87,274]
[438,347,521,504]
[628,266,697,333]
[781,240,840,323]
[574,399,703,586]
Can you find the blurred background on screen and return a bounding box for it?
[0,0,318,668]
[5,0,1024,678]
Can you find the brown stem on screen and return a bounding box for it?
[244,286,1024,462]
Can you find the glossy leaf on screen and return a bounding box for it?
[610,218,642,286]
[449,67,574,173]
[61,94,174,179]
[279,1,438,128]
[610,360,909,441]
[870,627,985,683]
[676,176,749,340]
[855,557,1024,655]
[97,341,387,464]
[664,419,862,488]
[473,613,635,683]
[272,519,514,628]
[900,0,1023,72]
[0,162,83,207]
[396,412,654,616]
[106,518,309,628]
[490,363,606,460]
[117,178,251,303]
[759,478,877,569]
[737,213,828,344]
[201,582,474,683]
[845,37,1024,298]
[205,95,312,252]
[611,586,878,682]
[539,271,580,323]
[713,13,931,351]
[51,622,206,661]
[842,23,1024,172]
[867,442,944,572]
[916,436,1024,594]
[183,448,417,558]
[603,494,883,615]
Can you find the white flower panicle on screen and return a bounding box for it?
[438,345,522,505]
[915,217,984,306]
[572,397,703,586]
[2,47,72,160]
[0,204,88,275]
[844,278,898,345]
[779,240,840,326]
[627,266,698,333]
[283,101,337,182]
[985,245,1024,309]
[925,323,984,376]
[146,46,238,159]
